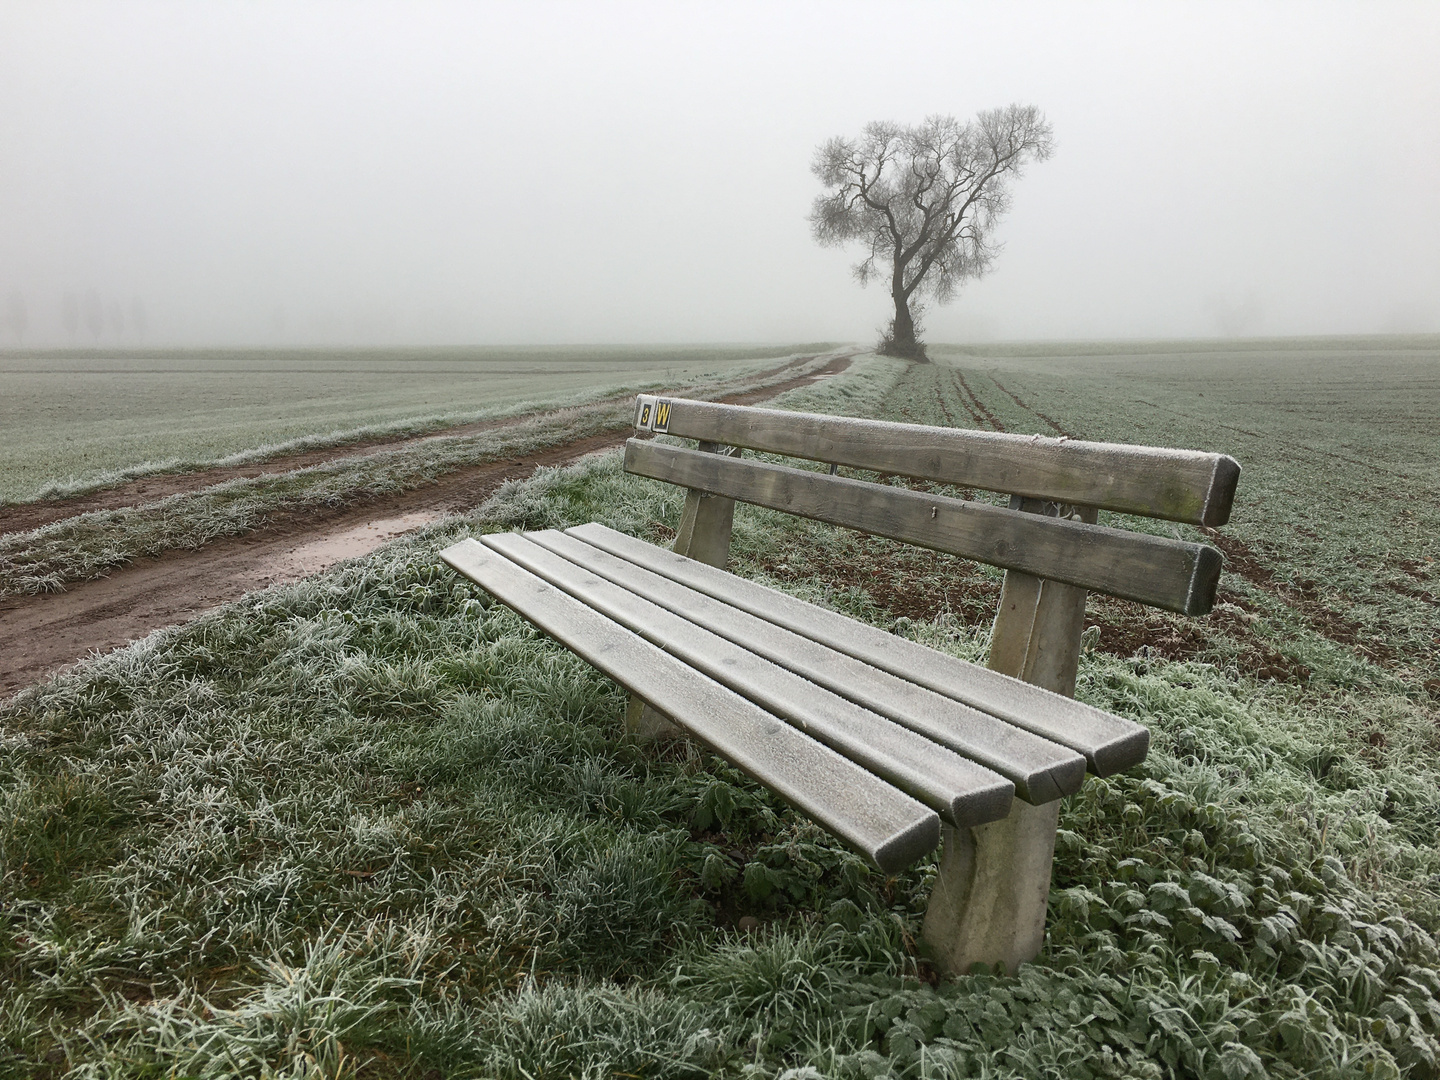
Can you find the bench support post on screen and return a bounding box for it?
[627,442,738,739]
[921,498,1095,975]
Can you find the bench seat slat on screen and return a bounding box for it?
[625,439,1223,616]
[439,538,939,872]
[636,396,1240,527]
[485,531,1016,827]
[525,530,1087,804]
[568,522,1149,777]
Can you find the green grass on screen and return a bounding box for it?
[0,354,837,599]
[0,344,834,503]
[924,335,1440,697]
[2,344,1438,1078]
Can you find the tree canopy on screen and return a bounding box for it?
[810,105,1054,360]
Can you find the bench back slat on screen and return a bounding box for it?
[634,396,1240,527]
[625,438,1223,615]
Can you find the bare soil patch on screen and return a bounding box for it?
[1086,593,1312,684]
[0,353,851,699]
[758,538,1003,627]
[1199,526,1401,666]
[742,528,1317,686]
[269,511,444,578]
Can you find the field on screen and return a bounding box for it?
[0,345,830,503]
[2,337,1438,1078]
[925,335,1440,697]
[0,351,845,603]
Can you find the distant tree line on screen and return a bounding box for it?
[0,289,148,345]
[4,291,27,343]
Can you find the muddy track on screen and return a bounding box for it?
[988,375,1071,437]
[0,352,854,699]
[931,375,959,427]
[0,353,840,536]
[952,371,1005,432]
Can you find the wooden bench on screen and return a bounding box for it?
[439,393,1240,975]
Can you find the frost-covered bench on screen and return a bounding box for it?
[440,395,1239,974]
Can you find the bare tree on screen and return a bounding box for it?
[62,292,80,341]
[129,297,148,342]
[84,289,104,341]
[5,291,26,344]
[810,105,1054,360]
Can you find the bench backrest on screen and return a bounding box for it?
[629,395,1238,617]
[634,396,1239,527]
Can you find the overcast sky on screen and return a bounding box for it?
[2,1,1437,346]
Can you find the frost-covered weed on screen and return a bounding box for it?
[3,354,1438,1078]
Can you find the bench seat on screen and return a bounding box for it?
[440,522,1149,874]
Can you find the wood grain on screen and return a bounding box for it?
[986,497,1098,698]
[928,494,1092,976]
[439,537,939,871]
[625,439,1223,615]
[568,523,1149,776]
[534,528,1088,803]
[486,531,1016,826]
[633,397,1240,526]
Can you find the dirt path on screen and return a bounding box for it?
[0,352,854,699]
[0,352,841,536]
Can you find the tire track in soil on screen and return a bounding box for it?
[953,371,1006,431]
[989,375,1072,437]
[932,371,960,427]
[924,367,984,429]
[0,353,854,699]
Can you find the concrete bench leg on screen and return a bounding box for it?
[921,498,1094,976]
[921,799,1062,975]
[626,443,737,740]
[625,693,683,739]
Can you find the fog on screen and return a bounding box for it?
[2,1,1437,347]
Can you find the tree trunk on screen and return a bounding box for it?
[881,290,928,362]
